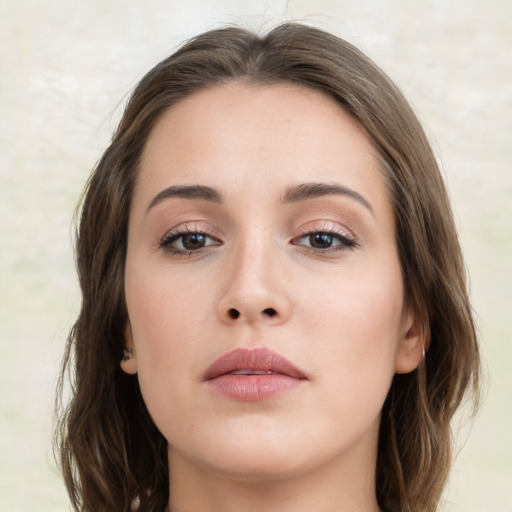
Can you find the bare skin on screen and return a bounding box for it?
[121,82,423,512]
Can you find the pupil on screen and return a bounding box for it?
[183,233,206,250]
[310,233,333,248]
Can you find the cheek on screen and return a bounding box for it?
[297,272,403,444]
[124,266,215,387]
[302,261,405,388]
[126,266,212,343]
[125,270,214,435]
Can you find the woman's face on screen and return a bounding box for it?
[123,82,422,481]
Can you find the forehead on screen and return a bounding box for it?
[142,81,373,160]
[136,82,390,213]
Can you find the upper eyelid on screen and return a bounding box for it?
[297,225,352,235]
[160,222,220,238]
[157,218,358,241]
[294,221,356,239]
[159,221,356,237]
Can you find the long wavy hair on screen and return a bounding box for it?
[55,23,480,512]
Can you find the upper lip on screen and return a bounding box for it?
[203,347,307,380]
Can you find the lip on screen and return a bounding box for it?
[203,347,307,401]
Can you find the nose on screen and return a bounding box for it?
[217,239,292,326]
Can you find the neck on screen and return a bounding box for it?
[166,436,381,512]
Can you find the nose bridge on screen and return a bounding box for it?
[218,228,291,325]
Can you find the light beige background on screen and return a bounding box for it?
[0,1,510,510]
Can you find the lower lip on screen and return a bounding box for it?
[205,374,304,401]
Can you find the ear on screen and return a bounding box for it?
[120,323,138,375]
[395,306,427,374]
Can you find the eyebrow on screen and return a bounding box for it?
[147,185,223,212]
[146,182,373,214]
[282,182,373,213]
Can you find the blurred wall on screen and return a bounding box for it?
[0,1,510,510]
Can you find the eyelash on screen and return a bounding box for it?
[159,226,358,256]
[292,226,358,253]
[159,226,220,256]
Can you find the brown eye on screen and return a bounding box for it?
[160,231,220,255]
[181,233,208,250]
[309,233,335,249]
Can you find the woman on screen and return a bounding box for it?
[55,23,480,512]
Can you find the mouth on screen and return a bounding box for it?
[203,347,307,401]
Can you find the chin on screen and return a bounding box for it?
[175,421,313,481]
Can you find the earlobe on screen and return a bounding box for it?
[395,308,428,375]
[120,324,138,375]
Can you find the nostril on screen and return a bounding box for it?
[263,308,277,317]
[228,308,240,319]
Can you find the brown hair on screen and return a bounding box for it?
[55,23,480,512]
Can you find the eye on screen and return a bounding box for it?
[293,230,357,252]
[159,230,220,255]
